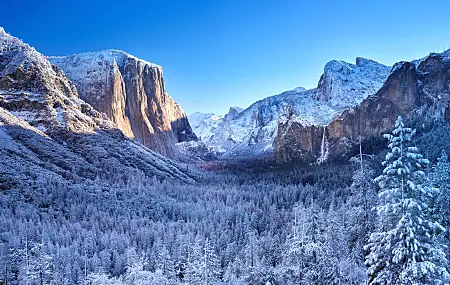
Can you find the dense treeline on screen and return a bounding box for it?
[0,122,449,284]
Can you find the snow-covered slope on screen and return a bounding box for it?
[189,59,390,158]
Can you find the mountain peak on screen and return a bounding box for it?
[323,60,354,75]
[224,106,244,120]
[50,49,195,156]
[316,57,390,105]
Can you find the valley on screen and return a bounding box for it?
[1,22,450,285]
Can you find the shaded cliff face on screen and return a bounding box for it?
[275,52,450,164]
[50,50,196,157]
[0,28,198,183]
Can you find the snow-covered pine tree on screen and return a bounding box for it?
[284,202,310,283]
[431,150,450,257]
[364,116,448,285]
[155,244,176,281]
[348,156,377,259]
[184,239,203,285]
[31,242,54,285]
[123,248,150,284]
[285,200,327,284]
[241,231,265,284]
[201,238,221,285]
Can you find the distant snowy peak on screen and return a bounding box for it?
[188,112,221,126]
[228,106,244,113]
[188,106,244,139]
[315,57,390,107]
[224,106,244,120]
[187,112,222,142]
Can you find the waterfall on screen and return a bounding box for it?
[317,126,329,164]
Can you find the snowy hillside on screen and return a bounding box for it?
[189,58,390,158]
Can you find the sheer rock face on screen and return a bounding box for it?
[50,50,197,157]
[274,53,450,164]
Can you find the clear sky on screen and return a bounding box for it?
[2,0,450,115]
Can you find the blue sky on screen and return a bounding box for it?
[2,0,450,115]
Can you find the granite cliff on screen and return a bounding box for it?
[50,50,196,157]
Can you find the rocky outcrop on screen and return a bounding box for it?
[0,27,197,183]
[50,50,196,157]
[274,52,450,164]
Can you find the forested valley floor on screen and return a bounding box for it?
[1,123,450,285]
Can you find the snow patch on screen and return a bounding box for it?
[55,107,66,128]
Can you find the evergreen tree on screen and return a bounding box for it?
[31,242,54,285]
[365,116,448,285]
[155,244,176,281]
[241,231,265,284]
[303,200,326,285]
[348,157,377,260]
[184,239,203,285]
[123,248,151,284]
[284,203,310,283]
[200,238,221,285]
[431,150,450,247]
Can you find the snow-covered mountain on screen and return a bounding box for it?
[189,58,390,158]
[275,50,450,164]
[188,106,244,144]
[50,49,197,157]
[188,112,223,142]
[0,27,197,184]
